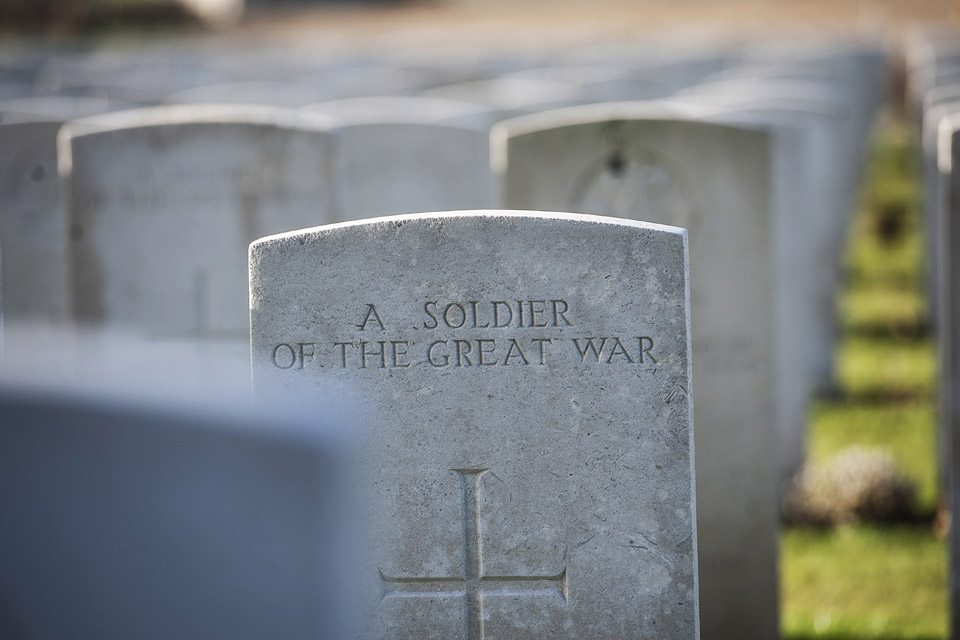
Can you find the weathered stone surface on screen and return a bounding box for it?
[0,98,132,322]
[495,108,777,640]
[60,105,335,335]
[250,211,697,640]
[680,95,852,482]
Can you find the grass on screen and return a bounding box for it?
[781,116,947,639]
[834,337,936,400]
[783,526,947,640]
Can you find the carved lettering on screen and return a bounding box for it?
[359,304,386,331]
[273,343,297,369]
[360,341,386,369]
[272,298,662,373]
[573,338,607,363]
[428,340,449,367]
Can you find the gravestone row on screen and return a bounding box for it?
[0,35,891,640]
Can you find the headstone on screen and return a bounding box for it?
[0,382,358,640]
[250,211,699,639]
[937,113,960,640]
[676,98,841,483]
[321,119,493,221]
[0,97,137,322]
[494,107,778,640]
[60,105,335,335]
[0,119,72,321]
[304,95,492,128]
[921,87,960,335]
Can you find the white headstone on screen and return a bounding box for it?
[60,105,335,335]
[0,97,135,321]
[250,210,699,640]
[0,383,359,640]
[323,120,493,221]
[165,81,356,108]
[937,112,960,640]
[494,107,778,640]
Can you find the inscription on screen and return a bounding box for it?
[271,300,661,371]
[379,469,567,640]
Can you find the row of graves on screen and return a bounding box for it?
[907,26,960,640]
[0,32,889,639]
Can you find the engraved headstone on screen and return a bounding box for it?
[0,119,72,321]
[0,383,359,640]
[250,211,698,640]
[920,87,960,335]
[304,95,492,129]
[60,105,334,335]
[494,107,778,640]
[422,77,583,119]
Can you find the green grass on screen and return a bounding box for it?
[782,525,947,640]
[834,337,936,400]
[782,117,947,639]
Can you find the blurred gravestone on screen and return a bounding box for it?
[0,382,359,640]
[250,211,698,639]
[60,105,335,336]
[938,113,960,640]
[676,92,853,480]
[0,97,131,321]
[321,119,493,221]
[495,107,778,640]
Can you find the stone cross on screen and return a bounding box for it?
[380,468,566,640]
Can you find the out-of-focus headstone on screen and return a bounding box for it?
[316,118,493,221]
[937,112,960,640]
[166,81,359,108]
[304,95,492,128]
[250,211,699,640]
[60,105,334,336]
[0,382,359,640]
[494,106,778,640]
[33,53,227,104]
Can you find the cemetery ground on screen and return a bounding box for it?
[781,116,945,639]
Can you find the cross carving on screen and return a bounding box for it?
[379,468,567,640]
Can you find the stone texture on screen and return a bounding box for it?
[0,382,358,640]
[680,95,853,482]
[495,108,777,640]
[250,211,697,640]
[165,81,357,108]
[60,105,335,336]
